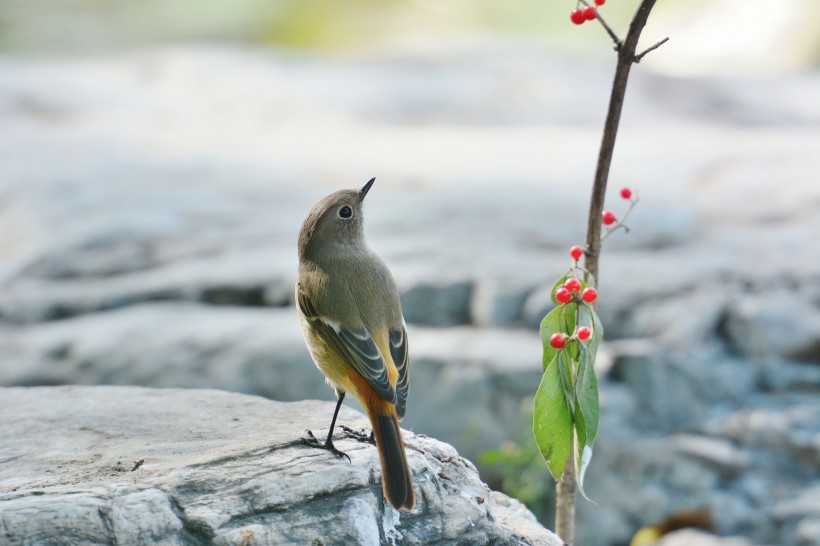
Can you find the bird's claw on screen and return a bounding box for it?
[302,429,351,463]
[340,425,375,445]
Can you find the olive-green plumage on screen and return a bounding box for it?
[296,178,413,510]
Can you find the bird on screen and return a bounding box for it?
[295,177,414,510]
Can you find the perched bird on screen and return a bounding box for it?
[296,178,414,510]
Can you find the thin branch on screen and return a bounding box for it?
[582,0,658,283]
[578,0,622,48]
[600,195,640,241]
[635,37,670,62]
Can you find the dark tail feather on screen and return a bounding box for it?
[372,411,415,510]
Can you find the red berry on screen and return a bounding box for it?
[564,277,582,293]
[555,286,573,304]
[570,245,584,261]
[583,6,597,20]
[570,9,585,25]
[620,187,632,199]
[550,333,567,349]
[582,287,598,303]
[576,326,592,341]
[602,210,617,225]
[595,0,605,5]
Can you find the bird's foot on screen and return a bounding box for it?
[340,425,375,446]
[302,429,351,462]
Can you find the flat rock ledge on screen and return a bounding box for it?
[0,386,563,546]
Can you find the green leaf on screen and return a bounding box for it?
[575,441,595,503]
[557,350,576,411]
[548,273,571,306]
[573,348,599,497]
[533,353,573,481]
[573,304,603,499]
[580,302,604,348]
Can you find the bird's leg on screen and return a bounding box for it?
[302,393,350,462]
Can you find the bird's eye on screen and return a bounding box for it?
[338,206,352,219]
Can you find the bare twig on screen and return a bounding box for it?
[582,0,659,283]
[600,194,640,241]
[579,0,622,48]
[635,37,670,62]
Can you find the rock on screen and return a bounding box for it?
[471,278,534,327]
[0,305,546,464]
[404,326,543,462]
[654,529,754,546]
[0,252,296,324]
[400,280,473,327]
[575,434,721,546]
[719,291,820,363]
[0,304,326,401]
[0,386,564,546]
[773,485,820,522]
[795,518,820,546]
[606,347,758,431]
[670,434,751,479]
[704,401,820,468]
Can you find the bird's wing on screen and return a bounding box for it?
[389,326,409,419]
[298,287,397,405]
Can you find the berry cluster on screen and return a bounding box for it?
[547,185,636,349]
[548,255,599,349]
[570,0,605,26]
[601,186,637,236]
[549,325,592,349]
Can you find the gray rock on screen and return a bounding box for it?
[404,326,543,462]
[654,529,755,546]
[471,278,534,327]
[670,434,751,479]
[773,485,820,521]
[794,518,820,546]
[0,253,295,324]
[719,291,820,363]
[400,280,473,327]
[0,304,547,465]
[0,304,326,401]
[0,385,563,546]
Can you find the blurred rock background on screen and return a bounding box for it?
[0,1,818,545]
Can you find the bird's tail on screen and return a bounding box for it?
[366,401,415,510]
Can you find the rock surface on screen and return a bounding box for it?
[0,386,563,546]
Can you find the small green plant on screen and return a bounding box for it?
[532,1,667,544]
[534,253,603,498]
[481,405,556,523]
[534,187,637,498]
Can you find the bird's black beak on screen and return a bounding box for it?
[358,177,375,203]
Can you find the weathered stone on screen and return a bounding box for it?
[670,434,751,479]
[0,386,563,546]
[471,278,534,327]
[0,306,546,466]
[400,280,473,327]
[655,529,754,546]
[720,291,820,363]
[794,518,820,546]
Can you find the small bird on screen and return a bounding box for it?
[296,178,414,510]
